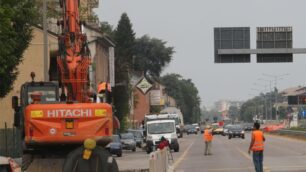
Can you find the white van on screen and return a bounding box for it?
[145,119,179,154]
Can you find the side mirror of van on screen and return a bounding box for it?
[12,96,19,110]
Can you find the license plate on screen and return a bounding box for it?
[66,119,74,129]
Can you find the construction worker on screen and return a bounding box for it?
[248,122,265,172]
[97,82,112,103]
[63,138,119,172]
[203,125,213,155]
[157,136,169,150]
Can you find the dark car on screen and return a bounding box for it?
[243,123,253,131]
[107,135,122,157]
[120,133,136,151]
[187,126,198,135]
[228,125,245,139]
[223,124,233,136]
[127,129,144,148]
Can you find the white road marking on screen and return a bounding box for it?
[236,147,271,172]
[172,140,195,169]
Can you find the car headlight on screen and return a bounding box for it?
[229,131,232,133]
[241,131,245,134]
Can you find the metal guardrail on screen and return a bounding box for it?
[272,129,306,138]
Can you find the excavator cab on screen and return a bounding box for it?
[12,81,59,128]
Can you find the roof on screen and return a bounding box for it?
[280,86,306,96]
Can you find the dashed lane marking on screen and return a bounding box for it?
[172,140,195,169]
[236,147,271,172]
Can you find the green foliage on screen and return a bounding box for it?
[240,89,287,122]
[0,0,38,98]
[134,35,174,78]
[112,13,135,131]
[161,74,201,123]
[100,21,114,37]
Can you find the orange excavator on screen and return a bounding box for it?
[11,0,117,170]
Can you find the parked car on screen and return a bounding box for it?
[127,129,144,148]
[107,135,122,157]
[120,133,136,151]
[228,125,245,139]
[187,125,198,135]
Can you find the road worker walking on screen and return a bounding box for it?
[248,122,265,172]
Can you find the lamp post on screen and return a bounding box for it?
[262,73,290,120]
[253,83,269,121]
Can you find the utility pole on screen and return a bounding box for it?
[43,0,49,81]
[263,73,290,121]
[252,84,268,121]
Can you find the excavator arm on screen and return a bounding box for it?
[57,0,91,103]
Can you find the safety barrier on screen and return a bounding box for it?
[149,148,172,172]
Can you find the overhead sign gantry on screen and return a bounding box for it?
[214,26,306,63]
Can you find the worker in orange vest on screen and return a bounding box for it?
[97,82,112,103]
[203,125,213,155]
[248,122,265,172]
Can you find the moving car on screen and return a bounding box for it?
[127,129,144,148]
[187,125,198,135]
[228,125,245,139]
[192,123,200,132]
[243,123,253,131]
[200,126,205,134]
[212,127,224,135]
[107,135,122,157]
[223,124,233,136]
[210,123,223,135]
[145,119,179,153]
[120,133,136,152]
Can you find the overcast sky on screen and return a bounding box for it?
[95,0,306,107]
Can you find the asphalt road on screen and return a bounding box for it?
[174,132,306,172]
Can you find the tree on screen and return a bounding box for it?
[0,0,38,98]
[112,13,135,131]
[100,21,114,37]
[133,35,174,78]
[228,106,240,121]
[161,74,201,123]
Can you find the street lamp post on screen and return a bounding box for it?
[262,73,290,121]
[252,86,268,121]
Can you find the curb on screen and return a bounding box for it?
[120,169,149,172]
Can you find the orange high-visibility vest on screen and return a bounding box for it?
[204,129,213,141]
[98,82,111,93]
[251,130,264,151]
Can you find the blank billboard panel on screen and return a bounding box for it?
[256,27,293,63]
[214,27,250,63]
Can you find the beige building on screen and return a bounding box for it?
[0,27,57,128]
[0,25,115,128]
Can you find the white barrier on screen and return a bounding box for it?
[149,148,170,172]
